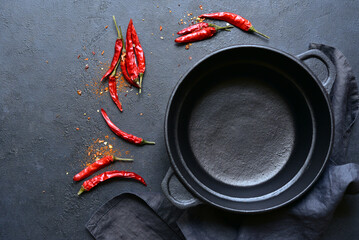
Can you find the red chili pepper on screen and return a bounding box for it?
[101,108,155,145]
[77,170,147,195]
[73,155,133,182]
[125,19,140,87]
[106,16,124,112]
[177,22,232,35]
[175,26,230,43]
[198,12,269,39]
[119,25,141,88]
[100,16,123,82]
[130,20,146,93]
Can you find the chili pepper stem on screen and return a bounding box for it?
[113,16,121,39]
[208,23,233,31]
[77,186,86,196]
[142,140,155,145]
[139,73,143,94]
[113,157,134,161]
[249,26,269,39]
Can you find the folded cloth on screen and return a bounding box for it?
[86,44,359,240]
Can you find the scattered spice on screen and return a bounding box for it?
[185,44,190,50]
[199,5,203,10]
[85,64,89,70]
[92,51,96,55]
[77,90,82,95]
[189,56,192,60]
[101,50,104,55]
[160,25,163,31]
[76,128,80,131]
[84,58,89,61]
[45,60,48,64]
[88,117,91,120]
[105,25,108,29]
[77,55,81,59]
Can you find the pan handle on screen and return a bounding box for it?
[161,167,201,209]
[297,49,336,94]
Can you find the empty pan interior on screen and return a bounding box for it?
[166,46,333,212]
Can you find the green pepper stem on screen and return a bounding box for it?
[249,26,269,39]
[119,25,126,52]
[113,16,121,39]
[208,23,233,32]
[142,140,155,145]
[110,61,120,77]
[77,186,86,196]
[139,73,143,94]
[113,157,134,161]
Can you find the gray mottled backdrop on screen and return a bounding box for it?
[1,0,358,239]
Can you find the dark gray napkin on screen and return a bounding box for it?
[86,44,359,240]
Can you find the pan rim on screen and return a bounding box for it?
[164,44,334,213]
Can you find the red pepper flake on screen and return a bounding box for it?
[77,90,82,95]
[84,58,89,61]
[92,51,96,55]
[101,50,104,55]
[189,56,192,60]
[199,5,203,10]
[88,117,91,120]
[105,25,108,29]
[77,55,81,59]
[160,25,163,31]
[76,128,80,131]
[185,44,190,50]
[85,64,89,70]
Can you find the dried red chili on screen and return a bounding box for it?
[101,108,155,145]
[177,22,232,35]
[119,25,141,88]
[198,12,269,39]
[175,26,231,43]
[77,170,147,195]
[125,19,140,87]
[73,155,133,181]
[101,16,123,82]
[130,20,146,93]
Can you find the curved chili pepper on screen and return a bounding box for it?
[73,155,133,182]
[175,27,229,43]
[119,25,141,88]
[100,16,123,82]
[130,20,146,93]
[77,170,147,195]
[177,22,232,35]
[198,12,269,39]
[125,19,140,87]
[108,62,123,112]
[101,108,155,145]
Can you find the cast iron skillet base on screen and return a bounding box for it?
[164,46,334,212]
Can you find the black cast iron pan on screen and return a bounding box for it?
[162,45,335,213]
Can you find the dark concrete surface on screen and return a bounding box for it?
[0,0,358,239]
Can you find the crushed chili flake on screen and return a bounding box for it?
[105,25,108,29]
[77,90,82,95]
[199,5,203,10]
[92,51,96,55]
[88,117,91,120]
[185,44,190,50]
[84,58,89,61]
[101,50,104,55]
[77,55,81,59]
[189,56,192,60]
[76,128,80,131]
[85,64,89,70]
[160,25,163,31]
[45,60,48,64]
